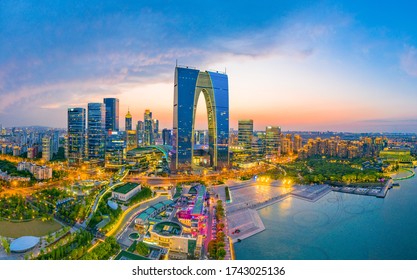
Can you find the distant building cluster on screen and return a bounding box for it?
[298,136,387,159]
[229,119,303,164]
[0,124,61,161]
[66,97,168,169]
[17,161,52,180]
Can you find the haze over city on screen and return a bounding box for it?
[1,1,417,132]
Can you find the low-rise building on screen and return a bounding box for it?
[144,221,200,259]
[134,200,173,226]
[111,182,141,202]
[17,161,52,180]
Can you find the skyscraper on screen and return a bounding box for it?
[104,98,119,132]
[51,130,59,155]
[125,108,132,131]
[238,120,253,151]
[173,66,229,171]
[162,129,172,146]
[136,120,144,146]
[87,103,106,161]
[105,131,126,168]
[264,126,281,159]
[144,109,154,146]
[67,108,86,165]
[153,119,159,140]
[42,136,52,162]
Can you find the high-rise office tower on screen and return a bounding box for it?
[162,129,172,146]
[52,130,59,155]
[67,108,86,165]
[264,126,281,159]
[144,109,154,146]
[153,119,159,140]
[173,66,229,171]
[105,131,126,168]
[238,120,253,151]
[125,108,132,131]
[42,136,52,162]
[136,121,144,146]
[104,98,119,132]
[87,103,106,161]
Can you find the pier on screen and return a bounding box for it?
[376,179,393,198]
[331,179,393,198]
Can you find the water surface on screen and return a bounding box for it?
[235,174,417,259]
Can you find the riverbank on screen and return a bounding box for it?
[227,209,265,243]
[332,179,392,198]
[225,183,331,243]
[389,168,415,180]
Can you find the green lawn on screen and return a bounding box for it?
[0,219,62,238]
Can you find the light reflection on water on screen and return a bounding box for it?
[235,175,417,260]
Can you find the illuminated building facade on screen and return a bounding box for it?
[67,108,86,165]
[105,131,126,168]
[104,98,119,132]
[42,136,52,162]
[87,103,106,161]
[172,66,229,171]
[293,134,303,153]
[162,129,172,146]
[144,109,154,146]
[264,126,281,159]
[126,130,137,151]
[125,109,132,131]
[238,119,253,151]
[136,120,144,146]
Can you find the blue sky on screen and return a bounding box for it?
[1,1,417,132]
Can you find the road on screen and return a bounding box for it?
[106,194,165,238]
[202,198,215,258]
[81,169,129,227]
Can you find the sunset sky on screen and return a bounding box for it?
[1,1,417,132]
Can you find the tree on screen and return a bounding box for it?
[136,241,150,256]
[208,240,217,257]
[1,238,10,254]
[217,248,226,260]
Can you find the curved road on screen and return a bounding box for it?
[106,194,165,237]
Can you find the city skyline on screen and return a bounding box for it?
[2,1,417,132]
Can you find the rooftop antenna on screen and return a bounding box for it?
[176,59,178,67]
[225,67,227,74]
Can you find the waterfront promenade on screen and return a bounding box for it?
[223,181,331,243]
[331,179,393,198]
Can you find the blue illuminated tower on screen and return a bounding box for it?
[172,66,229,171]
[87,103,106,161]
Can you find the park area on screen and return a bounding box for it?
[0,219,62,238]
